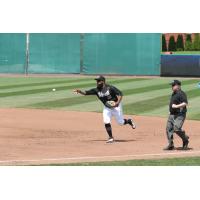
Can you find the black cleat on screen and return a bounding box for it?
[128,119,136,129]
[163,144,175,150]
[182,136,189,150]
[106,137,114,143]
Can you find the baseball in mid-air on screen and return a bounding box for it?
[52,88,56,92]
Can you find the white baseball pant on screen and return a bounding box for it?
[103,103,124,125]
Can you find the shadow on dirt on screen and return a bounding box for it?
[175,147,193,151]
[90,139,137,143]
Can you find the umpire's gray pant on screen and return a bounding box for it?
[166,113,188,144]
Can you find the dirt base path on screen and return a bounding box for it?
[0,108,200,165]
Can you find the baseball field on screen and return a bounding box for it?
[0,75,200,165]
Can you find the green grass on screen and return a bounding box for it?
[124,87,200,115]
[162,51,200,55]
[0,76,200,166]
[0,78,146,98]
[0,76,199,120]
[39,156,200,166]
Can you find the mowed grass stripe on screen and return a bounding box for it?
[123,79,198,96]
[0,80,97,93]
[144,94,200,119]
[62,82,197,113]
[21,79,148,108]
[190,113,200,120]
[42,156,200,166]
[25,80,198,109]
[1,78,146,98]
[123,87,200,115]
[24,95,98,108]
[0,77,147,91]
[0,78,90,90]
[0,78,148,108]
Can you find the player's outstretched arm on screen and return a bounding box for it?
[73,89,86,95]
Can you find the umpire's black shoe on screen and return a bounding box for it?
[182,136,189,150]
[163,143,175,150]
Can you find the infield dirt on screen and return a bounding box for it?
[0,108,199,165]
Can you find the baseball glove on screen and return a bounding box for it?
[105,100,116,108]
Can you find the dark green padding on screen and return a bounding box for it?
[0,33,26,73]
[28,33,80,73]
[83,33,161,75]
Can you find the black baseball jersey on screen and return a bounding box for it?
[169,90,188,114]
[85,84,123,107]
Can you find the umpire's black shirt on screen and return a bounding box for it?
[85,84,122,107]
[169,90,188,115]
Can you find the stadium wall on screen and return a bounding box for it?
[161,55,200,77]
[28,33,81,74]
[82,33,161,75]
[0,33,26,73]
[0,33,161,75]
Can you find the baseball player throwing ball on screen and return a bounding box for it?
[74,75,136,143]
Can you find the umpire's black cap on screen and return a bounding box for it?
[170,80,181,86]
[94,75,105,82]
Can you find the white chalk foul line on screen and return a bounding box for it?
[1,150,200,164]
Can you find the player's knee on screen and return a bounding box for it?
[174,125,181,132]
[105,123,111,126]
[103,119,111,124]
[117,119,124,126]
[166,126,173,133]
[103,115,111,124]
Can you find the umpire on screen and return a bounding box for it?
[164,80,189,150]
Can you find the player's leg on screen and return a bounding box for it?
[174,114,189,149]
[103,106,114,143]
[164,115,175,150]
[124,119,136,129]
[113,103,136,129]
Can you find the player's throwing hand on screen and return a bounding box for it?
[73,89,85,95]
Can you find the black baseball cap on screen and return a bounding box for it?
[94,75,105,82]
[170,80,181,86]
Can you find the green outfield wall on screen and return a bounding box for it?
[82,33,161,75]
[0,33,161,75]
[28,33,80,73]
[0,33,26,73]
